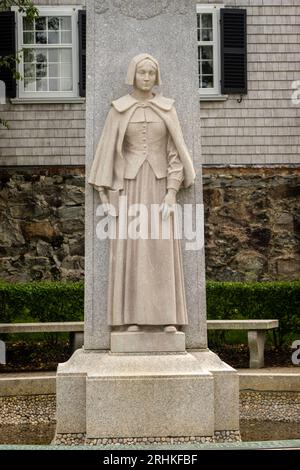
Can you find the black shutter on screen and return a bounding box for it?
[0,11,16,98]
[220,8,247,95]
[78,9,86,97]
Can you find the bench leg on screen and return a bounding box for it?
[247,330,265,368]
[69,332,84,352]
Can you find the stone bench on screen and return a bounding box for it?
[0,322,84,353]
[0,319,279,368]
[207,319,279,369]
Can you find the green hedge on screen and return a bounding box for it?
[206,280,300,345]
[0,280,299,345]
[0,281,84,324]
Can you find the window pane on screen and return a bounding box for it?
[23,17,34,31]
[197,13,200,41]
[36,32,47,44]
[61,77,72,91]
[49,63,59,77]
[61,31,72,43]
[48,17,60,31]
[23,32,34,44]
[61,62,72,77]
[202,61,213,75]
[36,63,47,78]
[36,78,47,91]
[24,49,35,62]
[201,14,212,29]
[61,17,71,30]
[198,46,201,60]
[49,49,59,62]
[24,78,35,91]
[201,46,213,60]
[201,29,213,41]
[61,49,72,62]
[48,31,59,44]
[49,78,59,91]
[24,63,35,78]
[35,17,46,31]
[202,76,213,88]
[36,50,47,63]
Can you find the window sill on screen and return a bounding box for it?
[10,98,86,104]
[199,94,228,102]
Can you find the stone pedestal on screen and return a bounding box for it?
[55,349,239,441]
[110,331,186,353]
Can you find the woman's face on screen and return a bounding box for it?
[134,60,157,92]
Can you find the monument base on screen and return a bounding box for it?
[110,331,186,353]
[55,348,239,440]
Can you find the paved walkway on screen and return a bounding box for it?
[0,439,300,450]
[0,367,299,396]
[238,367,300,374]
[238,367,300,391]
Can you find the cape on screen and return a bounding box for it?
[88,93,196,191]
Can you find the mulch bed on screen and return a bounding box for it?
[0,340,295,372]
[213,344,294,369]
[0,341,71,372]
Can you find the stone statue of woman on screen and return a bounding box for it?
[88,53,195,333]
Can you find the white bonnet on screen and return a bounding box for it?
[125,53,162,86]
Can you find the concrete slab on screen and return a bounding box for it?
[239,367,300,391]
[1,367,299,396]
[0,372,56,396]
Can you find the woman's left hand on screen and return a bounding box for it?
[160,189,177,220]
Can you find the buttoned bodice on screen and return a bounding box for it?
[123,105,167,179]
[123,104,183,190]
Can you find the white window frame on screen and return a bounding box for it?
[14,5,81,99]
[196,4,224,98]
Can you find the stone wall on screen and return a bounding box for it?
[204,166,300,281]
[0,167,85,282]
[0,166,299,282]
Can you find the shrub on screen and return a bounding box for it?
[0,281,84,324]
[0,280,299,346]
[206,280,300,346]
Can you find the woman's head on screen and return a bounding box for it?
[125,53,162,90]
[134,59,157,92]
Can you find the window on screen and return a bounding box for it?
[15,6,84,99]
[196,4,223,97]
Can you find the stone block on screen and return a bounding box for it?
[85,352,214,438]
[56,349,239,438]
[192,350,239,431]
[110,331,185,353]
[56,373,86,433]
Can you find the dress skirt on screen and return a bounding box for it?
[107,159,188,326]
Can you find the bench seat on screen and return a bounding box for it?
[0,322,84,352]
[207,319,279,368]
[0,319,279,368]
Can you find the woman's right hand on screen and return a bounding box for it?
[98,188,110,216]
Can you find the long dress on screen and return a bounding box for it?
[107,103,188,326]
